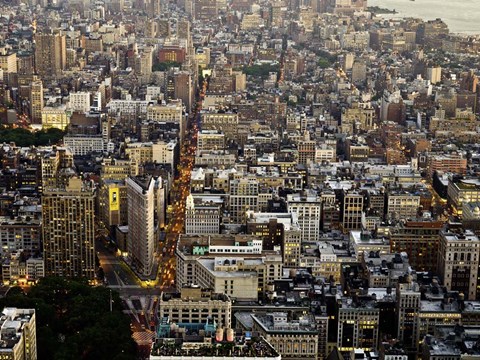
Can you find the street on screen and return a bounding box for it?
[96,80,206,332]
[156,80,205,290]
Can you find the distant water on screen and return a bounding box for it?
[368,0,480,34]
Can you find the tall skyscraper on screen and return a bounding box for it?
[287,193,322,242]
[174,71,194,111]
[126,175,163,277]
[146,0,161,17]
[34,32,67,77]
[29,79,43,125]
[0,47,17,85]
[194,0,217,20]
[396,281,421,350]
[42,178,96,280]
[341,191,364,232]
[40,147,74,192]
[134,48,153,85]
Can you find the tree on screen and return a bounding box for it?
[0,126,65,147]
[0,277,136,360]
[317,58,331,69]
[152,61,181,72]
[242,64,280,79]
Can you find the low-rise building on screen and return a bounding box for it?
[437,228,480,300]
[63,135,104,156]
[159,286,231,328]
[337,298,380,354]
[0,216,42,257]
[150,336,280,360]
[1,250,44,285]
[252,312,320,360]
[0,307,37,360]
[175,235,283,299]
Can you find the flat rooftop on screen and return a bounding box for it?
[151,336,279,358]
[252,313,318,334]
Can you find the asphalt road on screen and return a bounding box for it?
[96,238,140,287]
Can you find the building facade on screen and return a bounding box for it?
[42,178,96,280]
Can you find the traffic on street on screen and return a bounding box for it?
[157,79,206,290]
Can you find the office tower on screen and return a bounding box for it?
[287,193,322,242]
[341,191,364,232]
[197,130,225,153]
[0,215,41,257]
[101,158,134,181]
[185,194,220,235]
[134,48,153,85]
[426,66,442,85]
[342,53,355,71]
[146,20,157,38]
[345,138,369,162]
[201,112,238,143]
[337,298,380,353]
[110,0,124,12]
[174,71,194,111]
[396,281,421,350]
[157,19,170,38]
[41,105,70,130]
[428,153,467,178]
[416,19,449,48]
[342,104,376,132]
[246,211,302,266]
[229,178,259,224]
[126,175,163,277]
[447,177,480,216]
[194,0,217,20]
[29,80,43,124]
[34,32,66,77]
[0,308,37,360]
[252,312,320,360]
[195,47,210,69]
[17,53,35,75]
[98,180,128,229]
[389,219,443,272]
[146,0,161,17]
[269,3,286,27]
[42,178,96,280]
[84,35,103,55]
[158,286,232,330]
[351,61,367,84]
[437,228,480,300]
[298,140,316,165]
[386,192,420,220]
[40,147,74,192]
[69,92,91,113]
[0,47,17,85]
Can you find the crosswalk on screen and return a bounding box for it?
[122,295,158,332]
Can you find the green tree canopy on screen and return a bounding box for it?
[0,277,136,360]
[152,61,181,72]
[0,127,65,147]
[242,63,280,78]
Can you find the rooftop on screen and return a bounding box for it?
[252,312,318,334]
[442,229,479,243]
[151,336,280,359]
[0,308,35,351]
